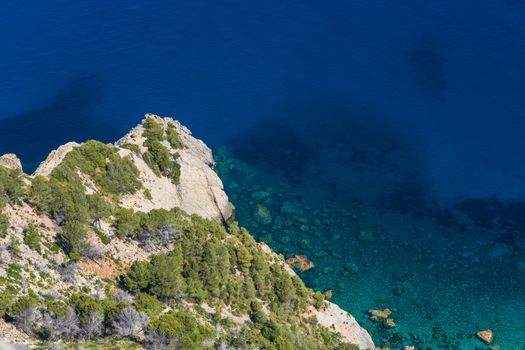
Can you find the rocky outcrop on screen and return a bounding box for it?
[30,115,234,222]
[33,142,79,177]
[116,114,234,222]
[260,243,374,349]
[0,153,22,171]
[315,302,375,349]
[1,114,374,349]
[476,329,494,345]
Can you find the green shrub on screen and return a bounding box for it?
[0,166,25,208]
[313,291,324,310]
[141,118,182,184]
[166,123,186,149]
[23,223,41,253]
[0,212,9,238]
[120,143,142,155]
[0,290,16,317]
[113,208,142,238]
[52,140,142,196]
[123,260,152,293]
[8,295,40,316]
[134,292,162,318]
[124,252,184,301]
[6,262,23,280]
[69,292,105,320]
[142,117,164,144]
[60,220,87,255]
[149,309,213,348]
[44,298,70,317]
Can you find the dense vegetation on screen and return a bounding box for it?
[0,118,360,349]
[25,141,143,257]
[142,116,183,184]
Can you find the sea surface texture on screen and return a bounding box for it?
[1,1,525,348]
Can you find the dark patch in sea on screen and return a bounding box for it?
[226,118,318,181]
[408,35,448,99]
[0,78,118,173]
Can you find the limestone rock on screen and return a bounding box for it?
[0,153,22,171]
[33,142,80,176]
[116,114,234,222]
[315,302,375,349]
[323,290,333,299]
[286,255,315,272]
[384,318,396,328]
[368,308,392,320]
[476,329,494,345]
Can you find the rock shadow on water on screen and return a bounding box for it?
[0,78,119,173]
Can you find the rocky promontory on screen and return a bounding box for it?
[0,114,374,349]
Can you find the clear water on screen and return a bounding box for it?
[215,147,525,349]
[1,1,525,348]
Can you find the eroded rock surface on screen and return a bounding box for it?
[0,153,22,171]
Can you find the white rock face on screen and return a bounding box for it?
[0,153,22,171]
[29,114,234,222]
[316,302,375,349]
[33,141,80,177]
[117,114,234,222]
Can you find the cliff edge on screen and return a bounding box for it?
[0,114,374,349]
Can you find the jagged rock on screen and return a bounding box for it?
[286,255,315,272]
[323,290,333,299]
[315,302,375,349]
[33,142,80,176]
[476,329,494,344]
[116,115,234,222]
[384,318,396,328]
[0,153,22,171]
[368,308,392,320]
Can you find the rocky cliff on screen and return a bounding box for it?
[0,114,374,349]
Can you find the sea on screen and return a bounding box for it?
[1,1,525,348]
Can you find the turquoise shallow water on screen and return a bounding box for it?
[215,148,525,350]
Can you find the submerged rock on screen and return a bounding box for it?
[286,255,315,272]
[369,308,397,329]
[280,201,296,215]
[358,230,374,241]
[323,290,333,299]
[343,262,359,274]
[253,204,272,225]
[298,239,312,250]
[369,308,392,320]
[476,329,494,345]
[251,190,270,201]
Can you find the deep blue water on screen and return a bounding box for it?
[2,1,525,348]
[1,0,525,199]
